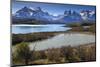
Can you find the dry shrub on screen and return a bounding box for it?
[45,48,62,63]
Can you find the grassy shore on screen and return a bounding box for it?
[66,22,96,33]
[12,32,59,45]
[12,31,95,45]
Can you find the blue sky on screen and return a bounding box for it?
[12,0,96,16]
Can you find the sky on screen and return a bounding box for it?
[12,0,96,16]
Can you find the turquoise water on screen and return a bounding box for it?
[12,24,71,34]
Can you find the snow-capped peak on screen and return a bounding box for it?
[14,6,34,18]
[34,7,42,12]
[89,11,95,17]
[80,10,95,20]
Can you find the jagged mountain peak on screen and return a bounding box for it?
[13,6,96,24]
[80,10,96,20]
[20,6,33,11]
[15,6,34,14]
[15,6,34,18]
[14,6,54,22]
[80,10,95,15]
[64,10,72,15]
[64,10,80,16]
[34,7,42,12]
[23,6,29,9]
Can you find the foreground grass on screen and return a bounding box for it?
[12,43,96,66]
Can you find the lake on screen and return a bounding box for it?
[29,33,95,51]
[12,24,71,34]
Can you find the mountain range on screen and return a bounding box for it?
[12,6,96,24]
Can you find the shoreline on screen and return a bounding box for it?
[12,32,95,51]
[12,31,95,45]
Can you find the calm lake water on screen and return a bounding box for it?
[29,33,95,51]
[12,24,71,34]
